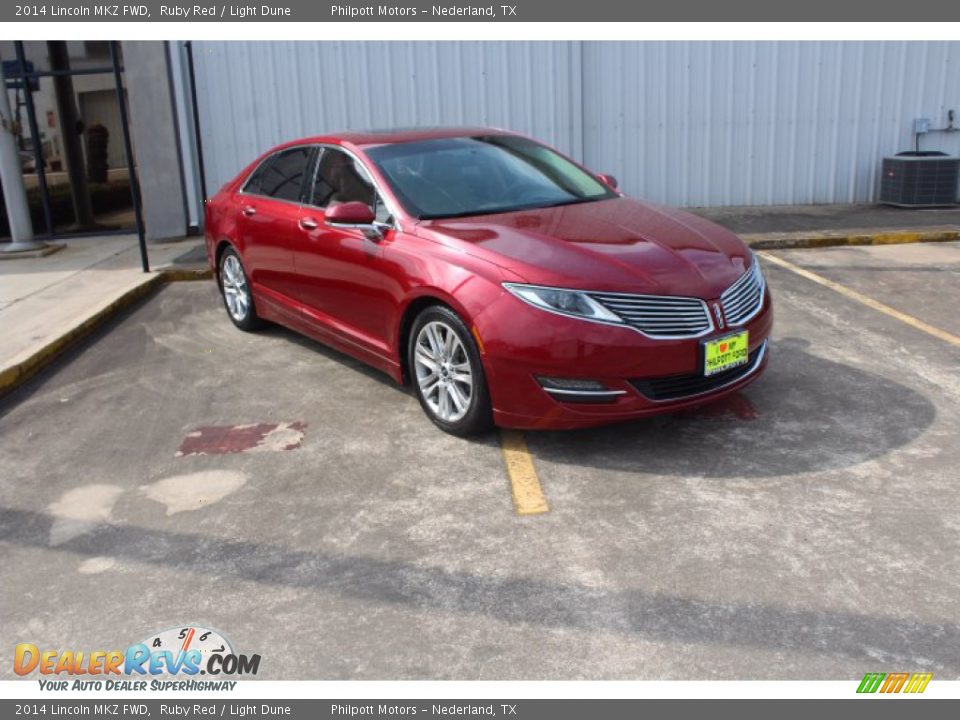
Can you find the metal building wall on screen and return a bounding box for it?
[181,41,960,208]
[582,42,960,206]
[185,41,581,195]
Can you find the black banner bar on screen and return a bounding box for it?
[5,0,960,22]
[2,699,959,720]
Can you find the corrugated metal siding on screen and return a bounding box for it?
[582,41,960,206]
[183,41,960,207]
[188,41,580,194]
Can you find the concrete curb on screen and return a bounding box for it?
[162,267,214,282]
[743,227,960,250]
[0,267,212,401]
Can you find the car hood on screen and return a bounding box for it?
[416,197,752,298]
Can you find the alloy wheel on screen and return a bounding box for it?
[414,320,474,423]
[221,254,250,322]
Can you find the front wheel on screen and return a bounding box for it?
[409,306,493,437]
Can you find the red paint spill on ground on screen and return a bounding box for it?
[177,422,306,456]
[677,394,760,421]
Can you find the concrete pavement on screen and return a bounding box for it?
[691,202,960,234]
[0,242,958,679]
[0,234,207,396]
[692,203,960,249]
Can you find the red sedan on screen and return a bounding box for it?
[205,127,772,435]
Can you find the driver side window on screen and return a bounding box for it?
[309,148,391,223]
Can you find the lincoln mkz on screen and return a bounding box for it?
[206,127,772,435]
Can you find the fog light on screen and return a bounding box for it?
[536,377,628,404]
[537,377,607,391]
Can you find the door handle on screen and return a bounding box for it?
[299,217,319,231]
[242,205,256,217]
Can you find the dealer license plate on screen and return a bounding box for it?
[703,331,749,377]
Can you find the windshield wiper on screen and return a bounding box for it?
[536,196,606,209]
[420,195,612,220]
[420,209,499,220]
[421,196,608,220]
[420,205,536,220]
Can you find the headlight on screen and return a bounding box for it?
[502,283,623,324]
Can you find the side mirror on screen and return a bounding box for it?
[597,173,618,190]
[324,201,384,240]
[325,201,375,225]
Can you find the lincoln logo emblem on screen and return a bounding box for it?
[713,303,725,329]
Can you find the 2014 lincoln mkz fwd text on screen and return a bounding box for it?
[206,127,772,436]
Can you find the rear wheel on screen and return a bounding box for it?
[219,248,262,331]
[409,306,493,437]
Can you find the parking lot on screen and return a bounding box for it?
[1,241,959,680]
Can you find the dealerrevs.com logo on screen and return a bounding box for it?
[857,672,932,694]
[14,626,261,691]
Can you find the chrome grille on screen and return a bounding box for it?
[587,292,712,338]
[720,262,765,326]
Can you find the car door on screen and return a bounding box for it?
[237,145,315,322]
[293,147,398,360]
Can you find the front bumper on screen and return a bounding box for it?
[477,287,773,430]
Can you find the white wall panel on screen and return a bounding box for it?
[187,41,580,194]
[181,41,960,208]
[582,41,960,206]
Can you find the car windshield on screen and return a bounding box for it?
[364,135,617,220]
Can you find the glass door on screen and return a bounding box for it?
[1,41,137,241]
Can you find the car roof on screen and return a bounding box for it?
[301,126,516,147]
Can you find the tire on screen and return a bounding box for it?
[408,305,493,437]
[219,247,263,331]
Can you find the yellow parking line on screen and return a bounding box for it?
[760,251,960,348]
[499,430,549,516]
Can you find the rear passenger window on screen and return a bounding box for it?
[254,147,312,202]
[242,157,272,195]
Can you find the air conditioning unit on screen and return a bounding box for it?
[880,151,960,207]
